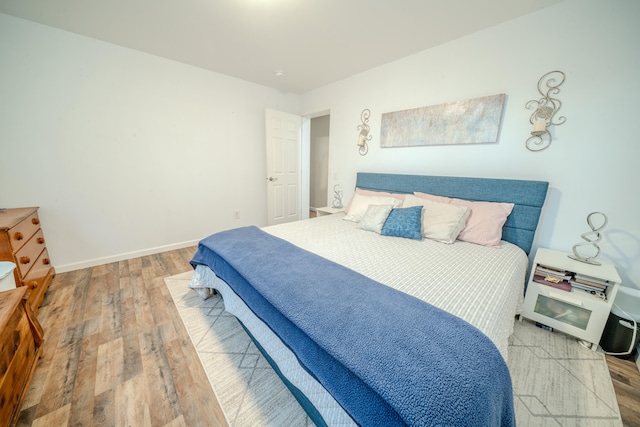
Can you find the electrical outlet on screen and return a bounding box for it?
[233,211,240,219]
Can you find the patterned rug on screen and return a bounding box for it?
[165,272,622,426]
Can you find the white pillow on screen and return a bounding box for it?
[343,193,402,222]
[345,188,406,213]
[403,194,470,243]
[357,204,395,234]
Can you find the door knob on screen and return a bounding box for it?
[266,177,278,182]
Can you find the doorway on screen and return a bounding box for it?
[309,115,330,214]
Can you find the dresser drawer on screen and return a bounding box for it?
[23,247,54,310]
[0,287,44,427]
[0,309,36,426]
[14,229,47,280]
[6,212,41,254]
[22,247,52,285]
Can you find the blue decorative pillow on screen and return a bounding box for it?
[381,206,423,240]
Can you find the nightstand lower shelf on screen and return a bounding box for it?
[521,281,612,348]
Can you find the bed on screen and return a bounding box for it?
[189,172,549,426]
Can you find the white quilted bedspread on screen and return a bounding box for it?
[263,214,528,359]
[190,214,529,426]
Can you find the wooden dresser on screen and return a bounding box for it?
[0,207,55,313]
[0,287,44,427]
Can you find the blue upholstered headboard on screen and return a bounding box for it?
[355,173,549,254]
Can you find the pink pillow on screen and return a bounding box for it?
[412,191,452,204]
[414,191,514,247]
[345,188,406,213]
[448,198,514,247]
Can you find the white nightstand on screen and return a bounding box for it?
[520,248,621,349]
[315,206,344,216]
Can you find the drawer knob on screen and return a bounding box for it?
[20,256,31,265]
[29,281,37,289]
[14,231,24,241]
[37,237,45,244]
[43,258,50,265]
[32,217,40,225]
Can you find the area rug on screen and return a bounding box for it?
[165,272,622,427]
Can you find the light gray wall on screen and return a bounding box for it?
[0,13,299,271]
[301,0,640,290]
[309,115,330,209]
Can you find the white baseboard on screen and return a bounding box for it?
[55,239,200,273]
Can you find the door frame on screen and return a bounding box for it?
[302,109,332,219]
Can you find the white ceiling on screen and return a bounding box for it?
[0,0,564,93]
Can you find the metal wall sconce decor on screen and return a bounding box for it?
[569,212,608,265]
[357,109,372,156]
[525,70,566,151]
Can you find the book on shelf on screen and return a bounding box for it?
[573,273,612,288]
[536,264,573,280]
[533,274,572,291]
[570,281,607,298]
[572,277,607,289]
[570,281,602,291]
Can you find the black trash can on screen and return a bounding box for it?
[600,309,640,358]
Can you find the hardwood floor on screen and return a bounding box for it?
[14,246,640,426]
[607,355,640,427]
[17,246,227,427]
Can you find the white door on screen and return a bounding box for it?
[265,109,301,225]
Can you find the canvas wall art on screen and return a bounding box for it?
[380,94,506,147]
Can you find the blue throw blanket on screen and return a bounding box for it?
[191,226,515,427]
